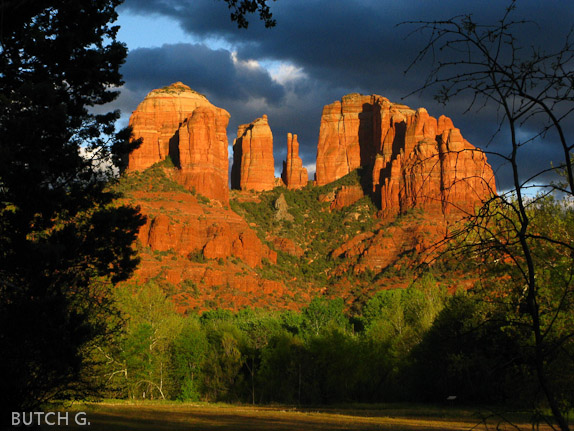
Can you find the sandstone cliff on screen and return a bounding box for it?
[231,115,275,191]
[330,185,365,211]
[281,133,308,189]
[128,82,230,203]
[176,106,230,203]
[138,192,276,268]
[120,184,288,312]
[315,94,496,216]
[120,87,499,312]
[315,94,384,185]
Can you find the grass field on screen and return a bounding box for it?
[50,402,557,431]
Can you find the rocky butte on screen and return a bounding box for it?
[315,93,496,216]
[122,84,497,311]
[128,82,230,203]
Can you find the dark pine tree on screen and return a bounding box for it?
[0,0,144,425]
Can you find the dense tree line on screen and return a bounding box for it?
[96,275,445,403]
[95,257,570,410]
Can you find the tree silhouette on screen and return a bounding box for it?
[222,0,276,29]
[0,0,144,422]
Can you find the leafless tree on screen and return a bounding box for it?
[405,3,574,430]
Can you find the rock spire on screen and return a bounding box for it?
[281,133,308,189]
[231,115,276,191]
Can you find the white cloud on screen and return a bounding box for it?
[231,53,307,86]
[231,51,263,71]
[269,63,307,85]
[79,146,118,178]
[304,163,316,180]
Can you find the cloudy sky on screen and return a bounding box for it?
[112,0,574,191]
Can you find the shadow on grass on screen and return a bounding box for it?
[49,403,554,431]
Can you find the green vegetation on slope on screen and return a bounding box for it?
[115,157,212,204]
[115,157,188,194]
[229,169,379,288]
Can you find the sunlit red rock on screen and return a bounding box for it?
[137,191,276,268]
[128,82,216,171]
[231,115,275,191]
[281,133,308,189]
[270,236,304,257]
[128,82,230,203]
[316,94,378,185]
[330,185,364,210]
[176,106,230,203]
[316,93,496,216]
[379,125,496,216]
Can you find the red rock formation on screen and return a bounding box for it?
[176,106,230,203]
[316,94,379,185]
[128,82,216,171]
[136,191,276,268]
[203,224,276,267]
[330,185,364,210]
[231,115,275,191]
[332,231,374,259]
[270,236,304,257]
[131,253,295,313]
[316,94,496,216]
[331,213,448,276]
[128,82,230,203]
[281,133,308,189]
[380,124,496,216]
[116,180,312,312]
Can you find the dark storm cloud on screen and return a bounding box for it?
[118,0,574,189]
[122,43,284,104]
[120,1,574,93]
[119,0,421,93]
